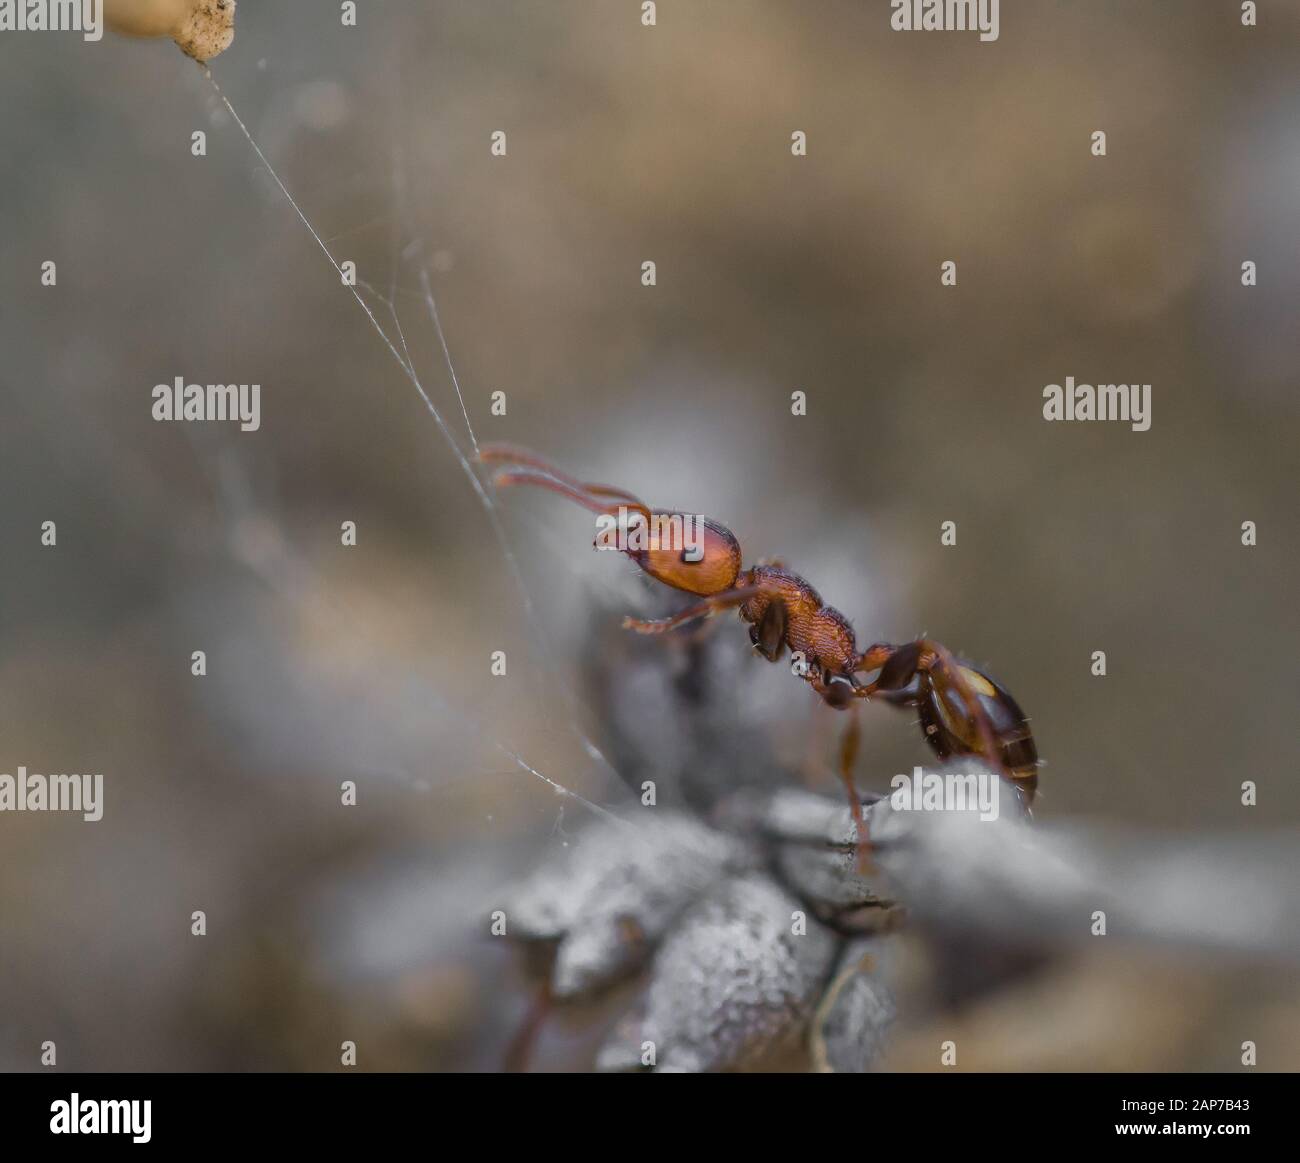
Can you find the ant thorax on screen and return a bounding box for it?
[741,565,860,678]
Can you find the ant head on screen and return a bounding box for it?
[629,514,742,597]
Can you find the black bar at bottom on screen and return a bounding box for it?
[1,1071,1284,1147]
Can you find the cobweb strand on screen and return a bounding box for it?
[202,64,626,820]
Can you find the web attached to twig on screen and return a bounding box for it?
[200,64,631,830]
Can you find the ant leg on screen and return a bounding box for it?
[622,584,762,634]
[836,711,874,874]
[502,980,552,1073]
[749,597,787,661]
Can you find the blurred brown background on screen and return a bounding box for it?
[0,1,1296,1070]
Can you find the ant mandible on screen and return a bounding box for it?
[478,443,1039,859]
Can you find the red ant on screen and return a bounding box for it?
[478,443,1039,860]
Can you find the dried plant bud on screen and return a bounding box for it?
[738,787,902,932]
[811,938,898,1073]
[104,0,189,37]
[602,873,838,1072]
[503,812,749,1000]
[173,0,235,61]
[105,0,235,62]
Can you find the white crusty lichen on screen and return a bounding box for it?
[504,755,1300,1071]
[503,811,752,1000]
[606,872,840,1072]
[505,797,901,1072]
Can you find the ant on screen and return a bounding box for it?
[478,443,1039,863]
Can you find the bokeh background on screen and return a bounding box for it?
[0,1,1296,1070]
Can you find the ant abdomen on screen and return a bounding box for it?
[919,664,1039,805]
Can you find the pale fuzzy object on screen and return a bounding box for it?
[620,873,839,1072]
[810,937,898,1072]
[104,0,192,37]
[503,812,749,999]
[174,0,235,61]
[509,797,898,1070]
[105,0,235,62]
